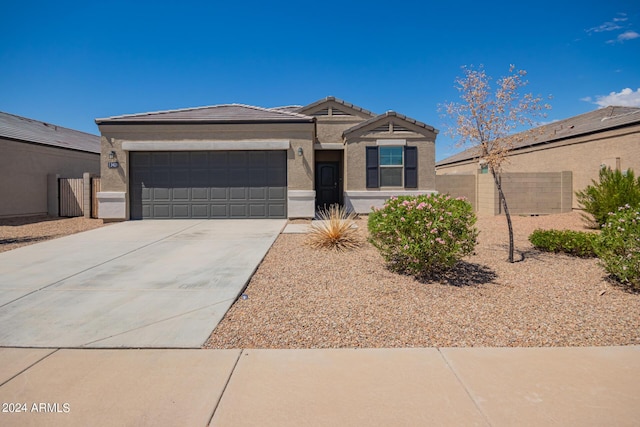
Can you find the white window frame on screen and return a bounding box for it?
[379,146,404,188]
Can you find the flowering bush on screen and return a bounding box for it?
[368,194,478,276]
[596,205,640,290]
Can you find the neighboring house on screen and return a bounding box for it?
[0,112,101,218]
[95,97,438,220]
[436,106,640,210]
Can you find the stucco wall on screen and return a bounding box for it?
[437,124,640,209]
[0,138,99,217]
[435,174,476,210]
[98,122,315,219]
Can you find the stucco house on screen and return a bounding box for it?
[0,112,100,218]
[95,97,438,220]
[436,106,640,211]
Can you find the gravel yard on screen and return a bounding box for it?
[0,216,108,253]
[205,212,640,349]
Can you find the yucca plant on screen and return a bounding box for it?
[306,204,361,251]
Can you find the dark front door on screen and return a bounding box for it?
[315,162,340,209]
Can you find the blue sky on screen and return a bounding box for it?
[1,0,638,160]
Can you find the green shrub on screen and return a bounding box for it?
[576,167,640,228]
[367,194,478,276]
[596,205,640,290]
[528,229,598,257]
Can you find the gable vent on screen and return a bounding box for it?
[392,124,412,132]
[331,108,350,116]
[312,108,330,116]
[372,123,390,133]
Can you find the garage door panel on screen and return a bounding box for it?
[269,187,286,201]
[269,204,286,217]
[130,151,286,219]
[230,204,247,218]
[228,169,248,187]
[192,187,209,201]
[172,205,190,218]
[191,205,209,218]
[153,205,171,218]
[228,152,247,167]
[249,204,267,217]
[190,169,209,185]
[249,187,266,201]
[211,188,228,200]
[229,187,247,200]
[153,188,171,201]
[210,169,229,186]
[172,188,189,201]
[152,153,171,167]
[211,205,228,218]
[191,152,209,167]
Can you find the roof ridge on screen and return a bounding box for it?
[98,103,313,121]
[229,103,312,119]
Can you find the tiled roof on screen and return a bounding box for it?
[96,104,314,124]
[343,111,438,137]
[270,105,303,113]
[296,96,377,118]
[0,111,100,154]
[436,106,640,167]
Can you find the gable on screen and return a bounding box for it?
[343,112,438,141]
[297,97,376,121]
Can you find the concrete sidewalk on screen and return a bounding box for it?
[1,346,638,426]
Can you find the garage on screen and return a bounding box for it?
[129,150,287,219]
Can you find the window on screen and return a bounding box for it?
[366,146,417,189]
[379,146,404,187]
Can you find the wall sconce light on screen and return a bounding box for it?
[109,151,116,159]
[297,147,304,156]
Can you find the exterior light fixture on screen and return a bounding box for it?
[109,151,116,159]
[297,147,304,156]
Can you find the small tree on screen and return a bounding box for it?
[441,65,551,262]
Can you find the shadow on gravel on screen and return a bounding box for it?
[417,261,498,287]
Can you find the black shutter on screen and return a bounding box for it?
[404,146,417,188]
[366,146,379,188]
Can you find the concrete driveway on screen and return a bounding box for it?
[0,219,286,348]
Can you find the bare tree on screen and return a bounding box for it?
[441,65,551,262]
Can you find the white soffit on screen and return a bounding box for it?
[376,139,407,146]
[122,140,291,151]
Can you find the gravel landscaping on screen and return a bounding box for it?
[205,212,640,349]
[0,216,108,253]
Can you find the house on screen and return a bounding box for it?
[435,106,640,213]
[0,112,101,218]
[95,97,438,220]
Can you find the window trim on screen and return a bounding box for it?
[379,146,404,188]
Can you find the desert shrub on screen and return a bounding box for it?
[306,204,361,251]
[367,194,478,276]
[576,167,640,228]
[528,229,598,257]
[596,205,640,290]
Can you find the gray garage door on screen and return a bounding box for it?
[130,151,287,219]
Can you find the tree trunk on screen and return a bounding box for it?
[491,168,515,263]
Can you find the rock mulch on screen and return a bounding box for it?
[205,212,640,349]
[0,216,108,253]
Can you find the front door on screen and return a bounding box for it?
[315,162,340,209]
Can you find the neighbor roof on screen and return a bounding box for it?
[436,106,640,167]
[96,104,314,124]
[0,111,100,154]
